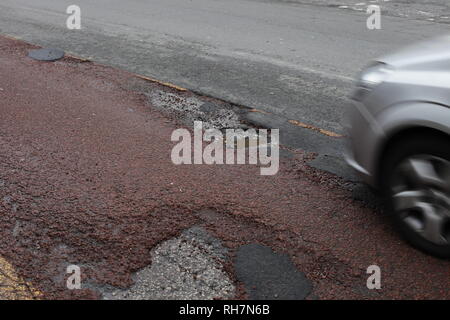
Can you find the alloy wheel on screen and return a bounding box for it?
[390,155,450,246]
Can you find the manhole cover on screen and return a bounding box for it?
[28,48,65,62]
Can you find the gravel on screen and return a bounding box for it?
[148,90,242,130]
[104,227,235,300]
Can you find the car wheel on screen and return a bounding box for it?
[381,133,450,258]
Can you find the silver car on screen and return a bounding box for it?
[345,36,450,258]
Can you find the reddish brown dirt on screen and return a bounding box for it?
[0,36,448,299]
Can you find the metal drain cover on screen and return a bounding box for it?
[28,48,65,61]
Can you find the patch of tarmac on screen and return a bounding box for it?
[234,244,312,300]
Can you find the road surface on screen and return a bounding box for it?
[0,1,449,300]
[1,0,449,134]
[1,0,449,178]
[0,36,449,299]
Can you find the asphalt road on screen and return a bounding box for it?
[1,1,450,298]
[1,36,449,299]
[1,0,449,180]
[0,0,449,136]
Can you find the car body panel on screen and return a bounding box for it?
[346,36,450,188]
[378,35,450,70]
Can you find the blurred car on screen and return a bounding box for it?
[345,36,450,258]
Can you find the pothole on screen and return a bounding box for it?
[147,90,243,130]
[103,226,235,300]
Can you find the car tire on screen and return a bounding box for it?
[380,132,450,259]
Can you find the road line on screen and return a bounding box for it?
[135,74,187,92]
[0,257,41,300]
[65,53,91,63]
[249,108,271,115]
[288,119,343,138]
[249,107,343,138]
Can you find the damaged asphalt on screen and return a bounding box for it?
[0,36,449,300]
[2,0,450,186]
